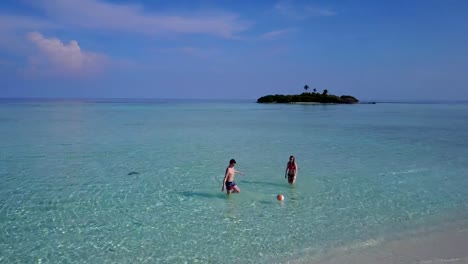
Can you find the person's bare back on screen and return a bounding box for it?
[221,159,244,194]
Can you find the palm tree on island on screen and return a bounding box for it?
[304,85,309,93]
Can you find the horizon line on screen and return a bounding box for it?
[1,97,468,104]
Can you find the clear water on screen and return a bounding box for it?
[1,100,467,263]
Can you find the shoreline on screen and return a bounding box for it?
[258,102,342,105]
[259,101,373,105]
[290,219,468,264]
[289,102,338,105]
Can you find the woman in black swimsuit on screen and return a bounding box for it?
[285,155,298,184]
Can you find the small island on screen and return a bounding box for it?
[257,85,359,104]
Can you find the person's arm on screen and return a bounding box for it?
[285,163,289,178]
[234,169,244,175]
[221,168,228,191]
[295,162,298,177]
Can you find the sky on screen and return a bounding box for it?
[0,0,467,100]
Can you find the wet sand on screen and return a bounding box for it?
[292,220,468,264]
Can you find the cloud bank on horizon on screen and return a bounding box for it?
[0,0,467,100]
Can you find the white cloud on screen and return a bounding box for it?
[274,0,337,20]
[260,28,296,40]
[0,0,253,78]
[22,31,108,77]
[32,0,251,39]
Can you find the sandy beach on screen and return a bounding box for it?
[292,220,468,264]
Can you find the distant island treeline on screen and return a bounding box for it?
[257,85,360,104]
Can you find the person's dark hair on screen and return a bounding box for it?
[230,159,236,165]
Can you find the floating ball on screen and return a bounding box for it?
[277,194,284,201]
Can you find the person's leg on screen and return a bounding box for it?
[233,185,240,193]
[292,176,296,184]
[288,175,294,184]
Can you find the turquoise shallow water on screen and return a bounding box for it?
[0,100,467,263]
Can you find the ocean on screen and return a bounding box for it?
[1,99,467,263]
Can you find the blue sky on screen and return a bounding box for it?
[0,0,467,100]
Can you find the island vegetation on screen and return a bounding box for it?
[257,85,359,104]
